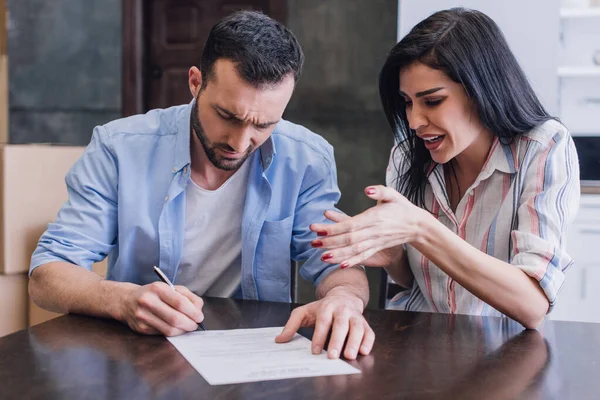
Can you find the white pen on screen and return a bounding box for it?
[153,265,207,331]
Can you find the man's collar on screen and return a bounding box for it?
[259,134,276,171]
[172,100,193,173]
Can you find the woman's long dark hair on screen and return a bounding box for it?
[379,8,554,207]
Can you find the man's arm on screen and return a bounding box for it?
[29,126,203,336]
[315,265,369,309]
[29,262,203,336]
[29,261,134,319]
[276,266,374,360]
[276,142,375,360]
[29,125,120,317]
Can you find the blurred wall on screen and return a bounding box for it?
[7,0,121,145]
[285,0,398,307]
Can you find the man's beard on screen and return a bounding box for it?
[190,97,253,171]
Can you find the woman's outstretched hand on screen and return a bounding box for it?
[310,185,424,269]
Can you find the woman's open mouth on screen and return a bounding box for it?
[423,135,444,150]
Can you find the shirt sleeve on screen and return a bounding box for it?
[29,125,119,276]
[291,144,342,287]
[510,129,580,312]
[385,143,405,190]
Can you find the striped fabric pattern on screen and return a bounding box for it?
[386,120,580,317]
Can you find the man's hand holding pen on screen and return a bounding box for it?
[116,266,205,336]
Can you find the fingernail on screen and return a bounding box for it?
[312,240,323,248]
[347,347,358,358]
[313,346,322,354]
[317,231,328,237]
[361,345,371,354]
[366,187,376,195]
[329,349,339,359]
[340,262,350,269]
[322,253,333,261]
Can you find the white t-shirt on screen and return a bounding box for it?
[175,160,250,297]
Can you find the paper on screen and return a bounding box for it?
[166,326,361,385]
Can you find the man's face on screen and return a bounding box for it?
[190,59,295,171]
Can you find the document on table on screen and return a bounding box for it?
[166,326,361,385]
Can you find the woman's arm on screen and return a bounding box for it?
[313,128,579,329]
[413,212,548,329]
[312,192,548,328]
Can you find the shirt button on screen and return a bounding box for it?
[172,167,177,173]
[164,195,169,202]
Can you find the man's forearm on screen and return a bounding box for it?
[29,262,137,321]
[384,246,414,289]
[315,266,369,309]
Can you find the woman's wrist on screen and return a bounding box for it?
[409,206,436,246]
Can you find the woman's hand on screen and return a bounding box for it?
[310,185,425,269]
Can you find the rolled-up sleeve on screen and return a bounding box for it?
[29,125,119,275]
[510,131,580,311]
[292,147,342,286]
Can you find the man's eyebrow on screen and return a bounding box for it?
[214,105,279,128]
[255,120,279,128]
[214,105,242,121]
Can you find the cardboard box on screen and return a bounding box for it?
[0,145,85,274]
[28,259,108,327]
[0,273,28,337]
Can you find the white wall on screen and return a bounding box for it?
[397,0,560,115]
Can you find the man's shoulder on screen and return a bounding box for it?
[272,119,334,161]
[101,104,188,139]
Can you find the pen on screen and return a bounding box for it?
[153,265,207,331]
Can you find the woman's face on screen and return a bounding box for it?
[399,62,492,165]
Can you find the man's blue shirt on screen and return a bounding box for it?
[30,101,340,302]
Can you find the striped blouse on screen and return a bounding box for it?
[386,119,580,317]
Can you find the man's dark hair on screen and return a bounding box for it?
[200,10,304,89]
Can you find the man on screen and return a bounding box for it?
[29,11,374,360]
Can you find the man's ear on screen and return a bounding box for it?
[188,67,203,98]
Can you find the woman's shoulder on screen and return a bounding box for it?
[521,119,570,147]
[514,119,577,174]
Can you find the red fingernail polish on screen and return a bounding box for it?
[340,262,350,269]
[312,240,323,248]
[322,253,333,261]
[317,231,328,236]
[366,187,376,195]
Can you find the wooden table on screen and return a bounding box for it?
[1,297,599,399]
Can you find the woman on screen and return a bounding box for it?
[310,8,580,329]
